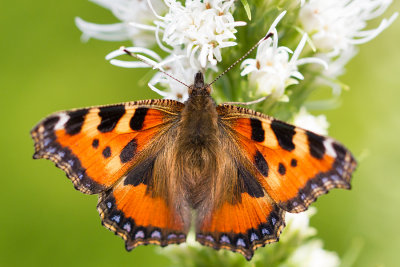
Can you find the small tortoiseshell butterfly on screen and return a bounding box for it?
[31,72,356,260]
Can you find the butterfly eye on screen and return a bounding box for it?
[188,86,194,96]
[206,85,212,94]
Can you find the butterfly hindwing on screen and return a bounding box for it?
[217,104,357,213]
[98,173,187,249]
[31,99,184,194]
[196,192,285,260]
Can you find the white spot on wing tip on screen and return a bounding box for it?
[324,139,337,158]
[54,112,69,130]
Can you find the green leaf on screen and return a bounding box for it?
[240,0,252,20]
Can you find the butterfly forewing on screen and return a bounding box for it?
[31,99,183,194]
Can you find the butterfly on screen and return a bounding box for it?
[31,72,357,260]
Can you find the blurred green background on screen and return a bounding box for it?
[1,1,399,266]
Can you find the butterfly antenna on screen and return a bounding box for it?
[121,47,190,88]
[208,32,273,87]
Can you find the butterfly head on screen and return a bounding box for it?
[188,72,211,97]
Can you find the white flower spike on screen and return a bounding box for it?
[299,0,398,57]
[152,0,246,68]
[241,28,327,101]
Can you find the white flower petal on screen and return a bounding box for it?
[290,34,308,64]
[297,57,328,69]
[109,59,150,68]
[105,47,162,61]
[128,22,158,32]
[75,17,129,42]
[349,12,398,45]
[76,0,168,47]
[266,11,287,36]
[147,83,170,96]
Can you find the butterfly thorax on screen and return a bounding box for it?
[181,73,217,147]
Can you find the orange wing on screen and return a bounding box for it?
[217,104,357,213]
[98,181,187,249]
[196,104,356,260]
[196,192,285,260]
[31,99,183,194]
[31,99,188,247]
